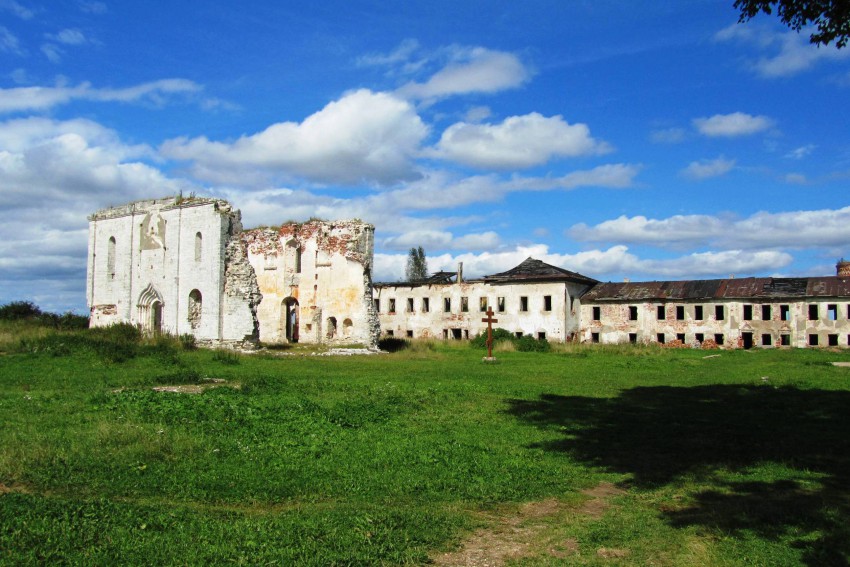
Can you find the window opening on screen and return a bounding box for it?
[444,298,451,312]
[809,305,818,320]
[715,333,724,345]
[194,232,202,262]
[743,305,753,321]
[676,306,685,320]
[479,297,488,312]
[781,334,790,346]
[657,305,666,320]
[629,306,638,320]
[497,297,505,312]
[461,297,469,312]
[520,296,528,312]
[761,333,772,346]
[694,305,703,320]
[781,305,790,320]
[715,305,725,320]
[762,305,771,320]
[422,298,430,312]
[809,333,819,346]
[629,333,637,344]
[388,299,396,313]
[406,298,414,312]
[827,304,838,320]
[591,332,600,343]
[543,296,552,311]
[593,306,601,320]
[657,333,665,344]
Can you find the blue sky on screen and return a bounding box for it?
[1,0,848,313]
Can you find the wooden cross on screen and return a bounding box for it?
[481,307,499,359]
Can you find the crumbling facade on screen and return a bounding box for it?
[87,197,378,347]
[375,258,597,342]
[87,197,260,344]
[243,221,379,346]
[377,258,850,349]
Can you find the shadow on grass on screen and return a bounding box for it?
[506,385,850,565]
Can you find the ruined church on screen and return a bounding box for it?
[87,196,378,346]
[88,196,850,349]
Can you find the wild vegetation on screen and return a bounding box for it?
[1,309,849,565]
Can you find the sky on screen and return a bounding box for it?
[1,0,848,313]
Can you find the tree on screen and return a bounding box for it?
[734,0,850,48]
[405,247,428,281]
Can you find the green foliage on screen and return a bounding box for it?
[735,0,850,48]
[178,333,197,351]
[470,327,515,348]
[405,246,428,281]
[2,336,850,564]
[377,336,410,352]
[471,327,550,352]
[0,300,42,320]
[211,349,241,365]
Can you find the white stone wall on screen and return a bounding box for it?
[87,197,259,343]
[582,299,850,348]
[244,220,378,346]
[375,280,587,342]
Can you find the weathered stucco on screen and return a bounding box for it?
[243,220,378,346]
[87,196,261,345]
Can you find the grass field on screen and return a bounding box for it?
[1,323,849,565]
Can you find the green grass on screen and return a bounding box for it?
[1,324,850,565]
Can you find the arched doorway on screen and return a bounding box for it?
[281,297,299,343]
[137,284,164,334]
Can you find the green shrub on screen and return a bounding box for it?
[212,349,241,365]
[0,301,42,320]
[516,335,551,352]
[179,334,197,350]
[378,337,409,352]
[470,327,515,348]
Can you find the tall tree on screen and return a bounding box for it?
[734,0,850,48]
[405,247,428,281]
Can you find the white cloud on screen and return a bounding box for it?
[783,173,808,184]
[681,156,736,180]
[650,127,686,143]
[693,112,773,137]
[0,79,203,113]
[380,230,499,251]
[373,244,793,283]
[429,112,610,169]
[0,117,196,311]
[79,1,107,14]
[464,105,491,123]
[569,206,850,250]
[396,47,530,100]
[716,23,850,77]
[41,43,63,63]
[785,144,815,159]
[0,26,24,56]
[48,28,88,45]
[357,39,420,68]
[163,89,429,186]
[0,0,35,19]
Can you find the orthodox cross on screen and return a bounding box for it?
[481,307,499,359]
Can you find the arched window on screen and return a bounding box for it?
[194,232,202,262]
[107,236,116,278]
[188,289,202,329]
[343,318,353,338]
[326,317,337,339]
[286,239,301,273]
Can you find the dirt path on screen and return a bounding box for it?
[431,482,627,566]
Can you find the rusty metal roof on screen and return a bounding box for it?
[483,257,598,285]
[582,276,850,302]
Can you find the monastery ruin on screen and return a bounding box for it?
[88,196,850,349]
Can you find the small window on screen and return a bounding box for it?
[781,305,790,320]
[194,232,202,262]
[422,298,430,312]
[497,297,505,313]
[515,331,524,338]
[538,332,546,340]
[743,305,753,321]
[406,298,414,312]
[188,289,202,329]
[828,334,839,346]
[676,306,685,321]
[657,305,666,320]
[591,332,600,343]
[461,297,469,312]
[809,334,819,346]
[809,305,818,320]
[442,329,448,339]
[676,333,686,343]
[388,298,396,313]
[444,298,451,313]
[695,333,704,343]
[629,333,637,344]
[543,296,552,311]
[386,329,394,337]
[694,305,703,320]
[479,297,488,312]
[657,333,665,344]
[374,299,380,313]
[463,330,469,339]
[715,333,724,345]
[451,329,462,339]
[827,304,838,321]
[781,334,790,346]
[520,297,528,312]
[762,305,771,320]
[406,330,414,338]
[762,333,772,346]
[592,306,601,320]
[629,306,638,321]
[715,305,725,321]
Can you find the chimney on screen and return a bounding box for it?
[457,262,463,284]
[838,258,850,277]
